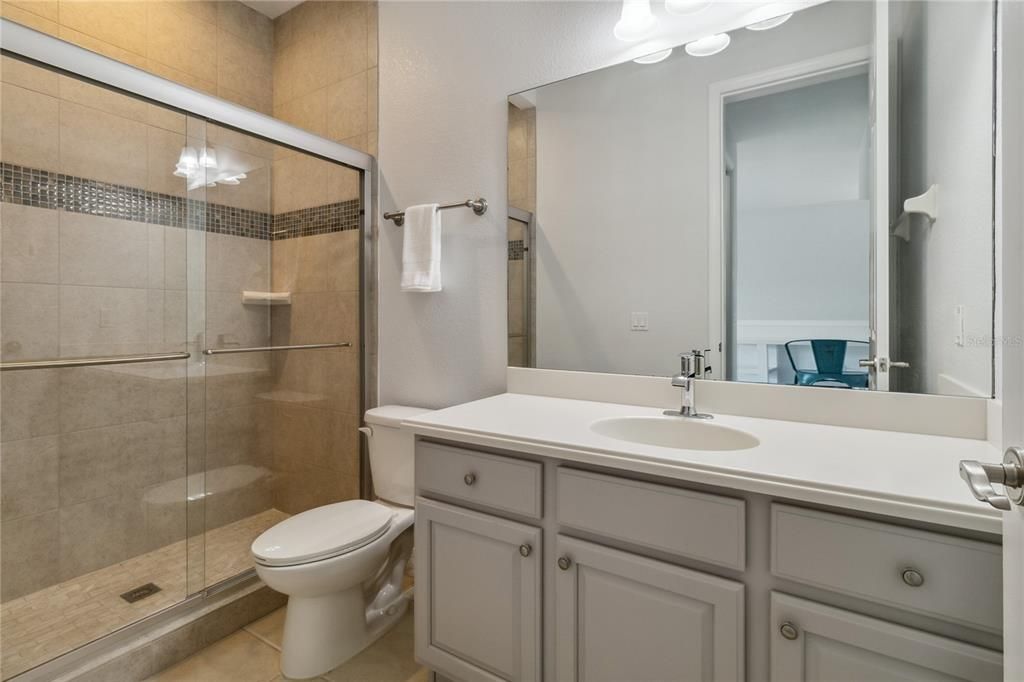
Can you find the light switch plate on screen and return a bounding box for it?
[631,312,649,332]
[954,304,965,346]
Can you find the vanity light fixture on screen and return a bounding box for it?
[745,12,793,30]
[665,0,712,16]
[633,48,673,64]
[614,0,657,42]
[684,32,731,57]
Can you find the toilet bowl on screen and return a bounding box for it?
[251,405,431,680]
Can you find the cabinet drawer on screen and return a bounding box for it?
[416,441,542,519]
[556,468,745,570]
[771,504,1002,632]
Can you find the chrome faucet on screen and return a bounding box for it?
[665,350,713,419]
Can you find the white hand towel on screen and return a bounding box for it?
[400,203,442,292]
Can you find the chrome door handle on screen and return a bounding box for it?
[959,447,1024,511]
[858,358,910,371]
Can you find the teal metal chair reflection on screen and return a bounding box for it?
[784,339,869,389]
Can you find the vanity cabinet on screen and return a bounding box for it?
[414,498,542,682]
[414,439,1002,682]
[770,593,1003,682]
[554,536,744,682]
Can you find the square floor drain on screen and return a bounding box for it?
[119,582,162,603]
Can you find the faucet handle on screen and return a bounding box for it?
[677,353,695,376]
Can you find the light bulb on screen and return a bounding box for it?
[665,0,711,16]
[633,48,673,64]
[746,12,793,30]
[614,0,657,42]
[684,33,731,57]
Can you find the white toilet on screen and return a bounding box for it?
[252,405,431,679]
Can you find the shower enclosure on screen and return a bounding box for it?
[0,21,373,679]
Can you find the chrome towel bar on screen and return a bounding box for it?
[0,351,191,371]
[202,342,351,356]
[383,198,487,226]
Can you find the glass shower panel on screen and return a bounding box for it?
[0,57,195,678]
[199,122,364,588]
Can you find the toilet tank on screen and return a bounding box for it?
[363,405,433,506]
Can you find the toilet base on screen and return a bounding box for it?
[279,585,412,679]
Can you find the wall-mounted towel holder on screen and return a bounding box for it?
[383,198,488,226]
[891,184,938,242]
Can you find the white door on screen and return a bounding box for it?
[868,0,892,391]
[999,2,1024,677]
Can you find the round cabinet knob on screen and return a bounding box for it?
[463,473,477,486]
[901,567,925,587]
[779,622,799,641]
[557,556,572,571]
[519,544,532,557]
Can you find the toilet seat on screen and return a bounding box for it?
[252,500,394,567]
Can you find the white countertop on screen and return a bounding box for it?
[404,393,1004,534]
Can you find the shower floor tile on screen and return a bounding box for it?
[1,508,289,680]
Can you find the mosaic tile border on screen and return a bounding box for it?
[271,201,362,240]
[0,163,361,240]
[508,239,525,261]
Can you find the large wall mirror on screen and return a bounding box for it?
[506,0,996,398]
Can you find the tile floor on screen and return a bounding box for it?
[1,509,289,679]
[147,606,425,682]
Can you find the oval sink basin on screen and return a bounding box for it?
[590,416,759,452]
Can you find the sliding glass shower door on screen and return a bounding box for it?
[0,56,198,678]
[0,43,367,678]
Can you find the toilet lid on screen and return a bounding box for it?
[251,500,394,567]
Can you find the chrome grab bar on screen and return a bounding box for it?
[202,342,351,356]
[0,352,191,371]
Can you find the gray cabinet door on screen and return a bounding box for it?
[554,535,745,682]
[770,593,1002,682]
[414,497,541,682]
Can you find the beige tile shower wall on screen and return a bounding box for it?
[272,0,378,211]
[507,104,535,366]
[508,103,536,213]
[0,63,275,601]
[265,2,373,514]
[268,229,362,515]
[0,0,274,114]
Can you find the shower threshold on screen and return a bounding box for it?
[1,509,288,680]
